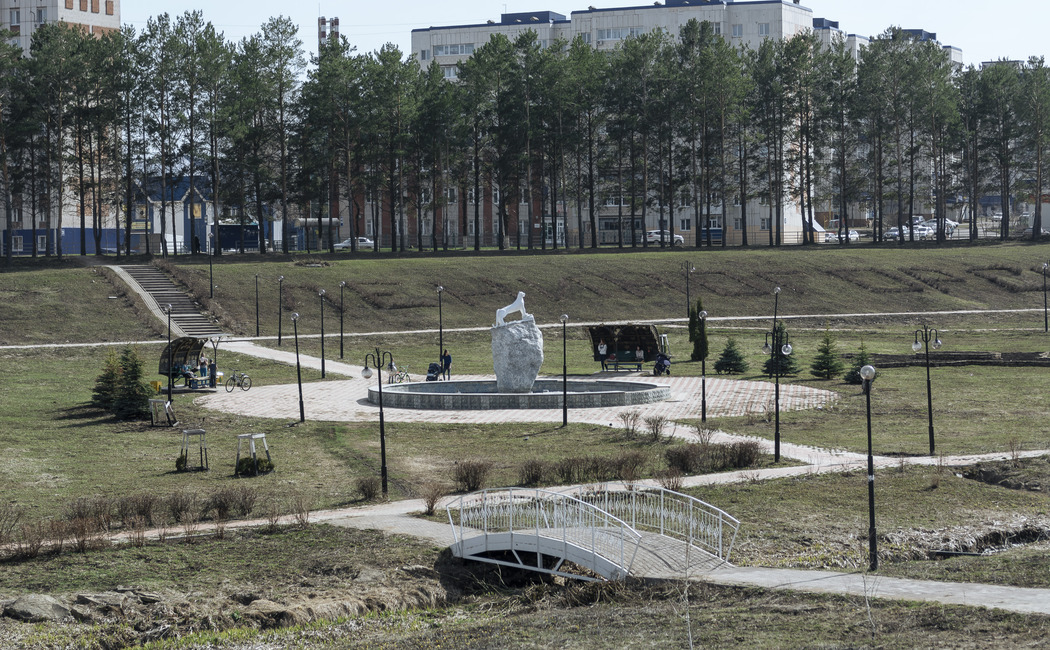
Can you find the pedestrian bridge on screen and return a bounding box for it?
[446,487,740,581]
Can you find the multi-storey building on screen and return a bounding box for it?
[2,0,120,54]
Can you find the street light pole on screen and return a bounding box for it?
[1042,262,1048,333]
[561,314,569,427]
[339,281,346,359]
[762,287,790,462]
[292,313,305,423]
[254,274,260,337]
[209,253,213,299]
[437,286,444,365]
[861,364,878,571]
[912,324,942,456]
[319,290,326,378]
[363,348,394,497]
[683,261,695,319]
[164,303,173,402]
[277,275,285,346]
[699,309,708,423]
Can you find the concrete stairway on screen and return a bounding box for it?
[117,264,225,339]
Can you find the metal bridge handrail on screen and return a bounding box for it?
[446,487,643,575]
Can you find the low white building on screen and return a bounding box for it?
[1,0,121,55]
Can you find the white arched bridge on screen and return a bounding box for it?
[446,487,740,581]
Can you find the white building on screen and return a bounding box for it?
[2,0,120,55]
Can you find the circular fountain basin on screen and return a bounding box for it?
[368,379,670,410]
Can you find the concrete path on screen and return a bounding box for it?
[187,339,1050,617]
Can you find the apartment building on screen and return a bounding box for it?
[2,0,120,54]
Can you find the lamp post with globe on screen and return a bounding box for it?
[362,349,394,496]
[912,324,942,455]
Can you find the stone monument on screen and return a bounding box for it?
[491,292,544,393]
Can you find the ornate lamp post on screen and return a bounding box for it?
[861,364,878,571]
[254,274,260,337]
[319,289,326,378]
[164,303,173,402]
[699,309,708,423]
[437,285,445,365]
[683,261,695,319]
[912,324,942,455]
[1042,262,1048,333]
[208,253,213,299]
[291,312,305,423]
[362,348,394,496]
[339,281,347,359]
[277,275,285,346]
[762,287,792,462]
[561,314,569,427]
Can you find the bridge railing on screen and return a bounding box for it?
[569,486,740,563]
[446,488,643,576]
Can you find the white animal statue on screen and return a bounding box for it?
[496,291,532,326]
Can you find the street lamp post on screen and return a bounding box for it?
[208,253,213,299]
[762,287,792,462]
[362,348,394,497]
[437,286,445,366]
[339,281,346,359]
[164,303,173,402]
[912,324,942,455]
[1042,262,1048,333]
[699,309,708,423]
[861,364,878,571]
[319,290,327,378]
[561,314,569,427]
[683,261,695,319]
[254,274,260,337]
[292,312,305,423]
[277,275,285,346]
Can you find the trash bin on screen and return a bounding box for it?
[150,381,162,394]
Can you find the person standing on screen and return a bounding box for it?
[597,339,608,371]
[442,349,452,380]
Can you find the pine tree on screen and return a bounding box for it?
[810,324,846,379]
[845,341,874,384]
[714,337,749,374]
[91,349,121,411]
[688,297,708,362]
[112,346,152,420]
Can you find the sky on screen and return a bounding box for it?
[120,0,1046,68]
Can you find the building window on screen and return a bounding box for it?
[596,27,641,42]
[37,235,47,252]
[441,65,457,80]
[422,218,432,237]
[733,216,743,230]
[760,217,771,230]
[468,219,475,236]
[91,0,99,13]
[758,23,770,37]
[712,23,721,36]
[420,49,429,61]
[444,187,456,202]
[11,236,23,253]
[731,24,743,38]
[66,0,73,9]
[492,187,501,205]
[467,187,476,204]
[80,0,87,12]
[680,219,691,231]
[105,0,113,15]
[433,43,474,56]
[581,33,591,44]
[36,7,47,23]
[9,9,19,25]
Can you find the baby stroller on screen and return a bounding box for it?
[653,353,671,376]
[426,362,443,382]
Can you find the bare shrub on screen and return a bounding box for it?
[214,516,228,540]
[665,444,706,475]
[518,459,548,486]
[65,497,92,523]
[181,509,201,540]
[167,490,200,524]
[725,441,762,468]
[47,519,69,554]
[452,460,492,492]
[15,522,46,559]
[156,519,171,543]
[69,517,94,553]
[291,493,311,529]
[264,498,282,532]
[643,415,668,442]
[693,425,714,446]
[91,496,114,532]
[657,469,684,492]
[0,502,23,545]
[614,451,647,483]
[202,486,239,521]
[1008,438,1022,465]
[555,457,586,484]
[356,476,382,501]
[421,482,446,516]
[617,410,641,439]
[128,516,147,547]
[585,455,615,483]
[233,485,258,517]
[117,493,159,527]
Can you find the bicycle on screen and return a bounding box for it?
[389,364,410,384]
[225,370,252,392]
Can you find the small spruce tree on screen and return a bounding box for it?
[810,324,846,379]
[714,337,749,374]
[112,346,153,420]
[92,349,121,411]
[844,341,874,385]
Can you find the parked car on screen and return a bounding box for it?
[646,230,684,246]
[824,229,859,243]
[334,236,374,251]
[921,219,958,236]
[884,226,908,240]
[1023,227,1050,238]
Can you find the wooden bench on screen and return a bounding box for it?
[609,361,643,372]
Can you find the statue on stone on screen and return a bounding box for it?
[495,291,532,326]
